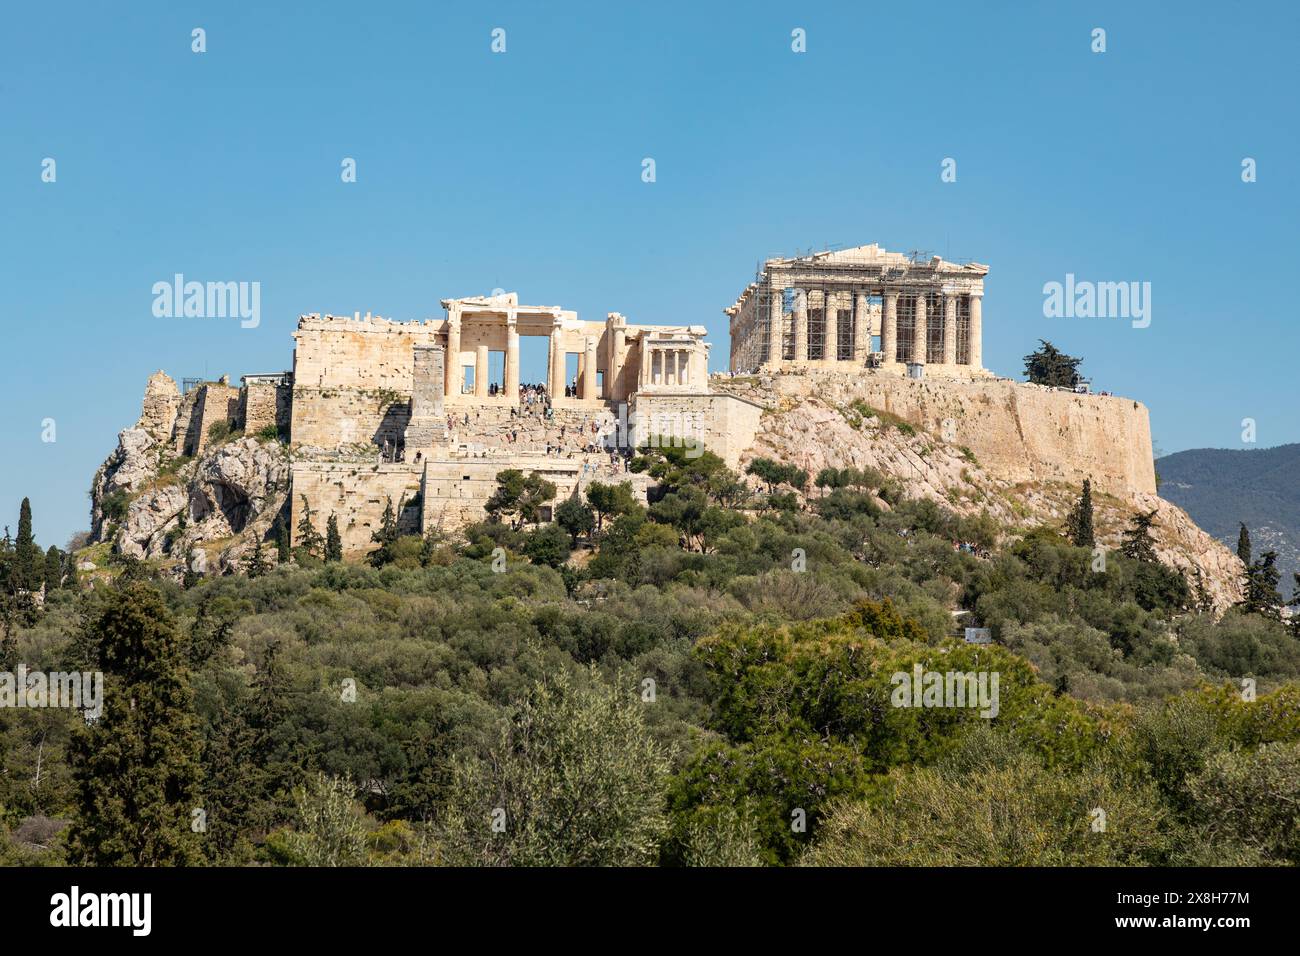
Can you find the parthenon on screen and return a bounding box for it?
[725,244,989,377]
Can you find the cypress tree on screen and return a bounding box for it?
[295,495,324,561]
[1237,523,1252,566]
[43,545,62,591]
[1065,478,1095,549]
[369,497,400,567]
[61,550,80,590]
[67,579,205,865]
[247,538,268,578]
[325,514,343,562]
[15,498,38,590]
[274,515,291,564]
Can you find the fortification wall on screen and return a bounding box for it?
[714,370,1156,497]
[242,382,292,438]
[291,387,411,451]
[630,392,765,470]
[292,317,443,390]
[289,462,424,555]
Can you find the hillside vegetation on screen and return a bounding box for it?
[2,441,1298,866]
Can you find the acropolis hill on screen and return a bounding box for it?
[88,244,1241,607]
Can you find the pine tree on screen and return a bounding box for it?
[1242,550,1283,619]
[325,514,343,562]
[1023,340,1084,388]
[275,515,291,564]
[67,579,205,865]
[1237,523,1252,566]
[1120,509,1159,563]
[14,498,38,591]
[1065,478,1095,548]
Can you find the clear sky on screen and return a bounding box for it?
[3,1,1297,549]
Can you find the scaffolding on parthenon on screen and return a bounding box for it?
[724,243,988,375]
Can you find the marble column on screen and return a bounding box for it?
[611,323,627,401]
[548,323,563,397]
[912,294,927,365]
[474,343,489,398]
[768,290,783,366]
[825,291,839,362]
[969,293,983,369]
[582,336,598,399]
[943,294,958,366]
[794,290,808,362]
[505,312,520,397]
[853,292,869,362]
[445,312,462,397]
[882,293,898,365]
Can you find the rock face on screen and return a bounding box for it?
[716,369,1156,497]
[91,432,289,575]
[720,374,1243,611]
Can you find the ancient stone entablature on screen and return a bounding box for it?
[724,243,989,378]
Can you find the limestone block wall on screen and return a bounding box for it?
[176,384,241,456]
[173,389,201,455]
[421,453,646,532]
[291,388,411,451]
[630,392,765,470]
[241,382,291,438]
[292,316,442,390]
[289,462,424,555]
[423,457,575,531]
[725,372,1155,497]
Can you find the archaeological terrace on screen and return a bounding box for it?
[119,244,1162,566]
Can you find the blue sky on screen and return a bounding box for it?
[3,1,1297,548]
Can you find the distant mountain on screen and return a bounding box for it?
[1157,444,1300,594]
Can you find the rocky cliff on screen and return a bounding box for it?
[714,371,1242,611]
[89,373,289,577]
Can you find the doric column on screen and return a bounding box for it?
[794,290,808,362]
[445,310,462,397]
[611,322,627,401]
[825,291,839,362]
[582,336,598,399]
[882,292,898,364]
[912,294,927,364]
[943,293,958,365]
[475,344,489,398]
[548,322,563,396]
[505,312,520,397]
[969,292,983,369]
[853,292,869,362]
[768,290,783,366]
